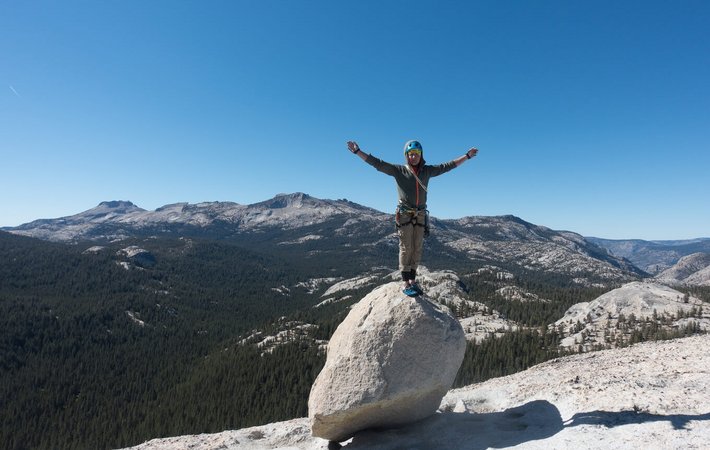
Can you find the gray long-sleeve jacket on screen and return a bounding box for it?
[364,154,457,210]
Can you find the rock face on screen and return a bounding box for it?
[308,282,466,442]
[554,281,710,350]
[656,252,710,286]
[117,246,157,268]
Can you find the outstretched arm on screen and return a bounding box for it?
[347,141,400,176]
[347,141,369,162]
[454,147,479,167]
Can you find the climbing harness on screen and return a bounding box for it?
[395,203,430,237]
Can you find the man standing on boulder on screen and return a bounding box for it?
[347,140,478,297]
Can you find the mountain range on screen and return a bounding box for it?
[6,192,710,287]
[1,193,642,283]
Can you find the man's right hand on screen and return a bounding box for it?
[347,141,360,154]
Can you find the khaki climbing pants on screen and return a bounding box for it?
[397,210,426,274]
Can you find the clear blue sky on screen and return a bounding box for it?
[2,1,708,240]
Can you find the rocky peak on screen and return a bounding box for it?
[256,192,314,209]
[97,200,139,210]
[82,200,145,221]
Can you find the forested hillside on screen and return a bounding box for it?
[0,232,332,449]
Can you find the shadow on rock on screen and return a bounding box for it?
[342,400,563,450]
[565,410,710,430]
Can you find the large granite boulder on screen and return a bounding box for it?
[308,282,466,442]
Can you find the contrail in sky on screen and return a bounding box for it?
[9,85,21,98]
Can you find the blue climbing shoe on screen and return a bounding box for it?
[411,282,424,295]
[403,286,419,297]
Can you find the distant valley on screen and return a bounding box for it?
[587,236,710,274]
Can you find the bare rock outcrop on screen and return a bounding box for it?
[308,282,466,442]
[656,252,710,286]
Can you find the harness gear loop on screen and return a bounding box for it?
[395,203,430,237]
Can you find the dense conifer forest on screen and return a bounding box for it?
[0,231,707,449]
[0,232,332,449]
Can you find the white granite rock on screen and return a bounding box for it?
[308,282,466,442]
